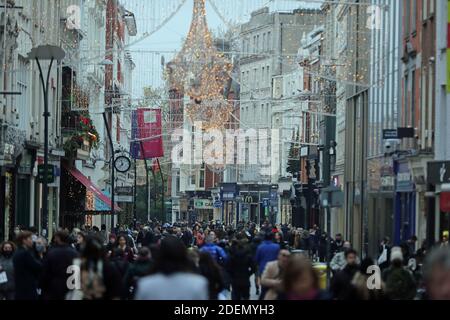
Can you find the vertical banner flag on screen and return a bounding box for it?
[133,108,164,159]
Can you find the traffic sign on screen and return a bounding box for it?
[37,164,55,184]
[213,200,222,208]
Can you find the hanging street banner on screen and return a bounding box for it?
[130,108,164,159]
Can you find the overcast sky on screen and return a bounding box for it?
[126,0,323,97]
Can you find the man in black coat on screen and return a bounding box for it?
[13,231,43,300]
[40,230,79,300]
[330,248,360,300]
[226,239,255,300]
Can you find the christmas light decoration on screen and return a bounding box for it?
[166,0,233,130]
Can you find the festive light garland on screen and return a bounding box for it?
[165,0,233,130]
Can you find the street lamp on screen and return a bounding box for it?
[27,45,65,237]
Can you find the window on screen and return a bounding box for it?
[422,0,428,20]
[189,170,196,185]
[405,0,410,36]
[412,0,417,34]
[268,32,271,50]
[256,35,260,53]
[176,172,181,193]
[404,74,409,126]
[262,67,265,84]
[263,33,266,51]
[421,70,426,148]
[258,104,264,123]
[267,66,270,86]
[198,164,205,189]
[427,66,434,148]
[411,70,415,127]
[17,57,29,131]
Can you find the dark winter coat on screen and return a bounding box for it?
[382,266,417,300]
[40,244,79,300]
[226,245,255,287]
[13,247,43,300]
[330,264,359,300]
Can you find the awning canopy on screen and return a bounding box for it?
[64,165,121,212]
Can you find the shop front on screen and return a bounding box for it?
[194,198,214,222]
[427,161,450,244]
[367,158,395,256]
[394,160,416,245]
[220,183,238,225]
[60,164,120,229]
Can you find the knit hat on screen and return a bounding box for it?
[390,246,403,262]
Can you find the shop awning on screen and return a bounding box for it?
[65,165,121,212]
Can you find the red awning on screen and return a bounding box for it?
[64,165,121,212]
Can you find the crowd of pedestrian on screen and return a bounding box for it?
[0,220,449,300]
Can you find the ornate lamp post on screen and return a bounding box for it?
[27,45,65,236]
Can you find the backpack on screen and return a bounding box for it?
[385,267,416,300]
[66,260,106,300]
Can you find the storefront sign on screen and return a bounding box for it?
[383,129,398,139]
[194,199,213,209]
[115,186,133,195]
[116,195,133,203]
[428,161,450,184]
[396,162,414,192]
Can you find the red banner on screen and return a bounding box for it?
[137,108,164,159]
[440,192,450,213]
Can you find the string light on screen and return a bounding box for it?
[165,0,233,130]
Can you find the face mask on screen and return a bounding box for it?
[2,251,12,258]
[35,244,45,253]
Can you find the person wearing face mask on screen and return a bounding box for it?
[0,241,16,300]
[34,236,48,260]
[13,231,43,300]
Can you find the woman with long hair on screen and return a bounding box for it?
[66,235,122,300]
[278,254,330,300]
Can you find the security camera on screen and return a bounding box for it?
[384,139,400,155]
